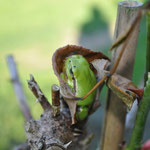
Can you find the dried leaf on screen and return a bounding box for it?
[107,74,138,109]
[52,45,110,77]
[91,59,110,79]
[64,100,77,124]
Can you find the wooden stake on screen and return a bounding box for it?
[100,1,142,150]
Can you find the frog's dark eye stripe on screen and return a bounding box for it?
[69,60,71,63]
[73,66,76,68]
[70,68,73,75]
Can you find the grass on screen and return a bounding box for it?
[0,0,145,149]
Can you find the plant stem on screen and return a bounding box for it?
[126,73,150,150]
[145,12,150,85]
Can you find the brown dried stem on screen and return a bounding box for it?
[6,55,32,121]
[28,74,51,111]
[51,84,60,116]
[52,84,60,106]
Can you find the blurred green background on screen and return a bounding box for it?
[0,0,147,149]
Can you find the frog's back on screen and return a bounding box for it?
[76,67,97,106]
[62,54,97,106]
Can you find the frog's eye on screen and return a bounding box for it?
[69,60,71,63]
[73,65,76,68]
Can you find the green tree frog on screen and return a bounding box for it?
[60,55,97,121]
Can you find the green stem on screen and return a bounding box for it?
[144,12,150,85]
[126,12,150,150]
[126,74,150,150]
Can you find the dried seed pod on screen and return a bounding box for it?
[107,74,138,109]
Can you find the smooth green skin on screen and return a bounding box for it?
[61,55,97,121]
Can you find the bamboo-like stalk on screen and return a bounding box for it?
[100,1,142,150]
[126,11,150,150]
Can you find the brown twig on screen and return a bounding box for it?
[52,84,60,106]
[28,74,51,111]
[81,75,107,100]
[51,84,60,116]
[6,55,32,121]
[110,11,141,75]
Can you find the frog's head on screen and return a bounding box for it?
[64,55,89,78]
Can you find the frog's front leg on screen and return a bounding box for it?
[76,106,89,121]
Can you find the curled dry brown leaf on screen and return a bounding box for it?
[52,45,110,100]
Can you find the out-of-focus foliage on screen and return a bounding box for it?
[0,0,145,149]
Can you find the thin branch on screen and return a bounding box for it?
[28,74,51,111]
[81,75,107,100]
[6,55,32,121]
[109,11,142,52]
[126,73,150,150]
[145,12,150,85]
[110,11,142,75]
